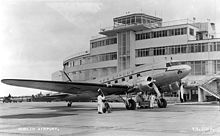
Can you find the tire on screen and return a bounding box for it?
[126,99,136,110]
[103,108,106,113]
[157,98,167,108]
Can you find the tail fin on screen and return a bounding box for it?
[51,71,72,82]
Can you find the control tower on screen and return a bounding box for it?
[100,13,162,71]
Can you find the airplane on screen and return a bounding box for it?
[1,63,191,110]
[31,93,69,102]
[2,94,23,103]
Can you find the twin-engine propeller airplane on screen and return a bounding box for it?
[1,63,191,110]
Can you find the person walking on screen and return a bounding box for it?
[97,88,105,114]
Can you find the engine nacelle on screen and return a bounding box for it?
[137,76,154,92]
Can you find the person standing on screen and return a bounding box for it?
[97,88,105,114]
[149,93,156,109]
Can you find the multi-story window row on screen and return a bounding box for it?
[91,37,117,48]
[136,41,220,57]
[64,52,117,68]
[91,52,117,63]
[135,27,187,40]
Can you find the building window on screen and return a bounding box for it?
[136,34,140,40]
[135,48,150,57]
[195,61,202,75]
[181,28,187,35]
[187,61,206,75]
[63,62,69,68]
[135,27,187,41]
[135,41,218,58]
[169,29,175,36]
[92,52,117,63]
[91,37,117,48]
[190,28,194,36]
[214,60,220,74]
[181,45,187,53]
[217,42,220,51]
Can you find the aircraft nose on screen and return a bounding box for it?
[184,65,191,74]
[185,65,191,71]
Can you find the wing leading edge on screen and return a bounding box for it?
[1,79,130,95]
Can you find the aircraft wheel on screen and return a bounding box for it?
[126,99,136,110]
[103,108,106,113]
[157,98,167,108]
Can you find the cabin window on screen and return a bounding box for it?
[115,80,118,83]
[129,76,133,79]
[137,73,141,77]
[122,78,125,81]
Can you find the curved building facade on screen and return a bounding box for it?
[52,13,220,102]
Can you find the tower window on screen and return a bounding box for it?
[190,28,194,36]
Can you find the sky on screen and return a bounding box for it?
[0,0,220,97]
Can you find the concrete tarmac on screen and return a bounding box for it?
[0,102,220,136]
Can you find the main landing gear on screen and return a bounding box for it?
[119,93,136,110]
[125,99,136,110]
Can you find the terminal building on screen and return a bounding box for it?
[52,13,220,102]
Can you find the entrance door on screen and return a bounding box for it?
[191,90,198,101]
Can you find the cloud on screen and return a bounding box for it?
[1,1,87,62]
[46,1,103,25]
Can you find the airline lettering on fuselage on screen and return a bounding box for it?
[100,68,166,84]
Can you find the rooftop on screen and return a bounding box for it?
[64,50,90,62]
[100,18,196,36]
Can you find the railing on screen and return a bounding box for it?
[199,76,220,99]
[200,84,220,99]
[64,50,90,62]
[100,18,195,33]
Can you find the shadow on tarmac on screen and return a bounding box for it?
[0,112,77,119]
[3,103,210,119]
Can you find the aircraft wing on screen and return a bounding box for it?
[1,79,130,95]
